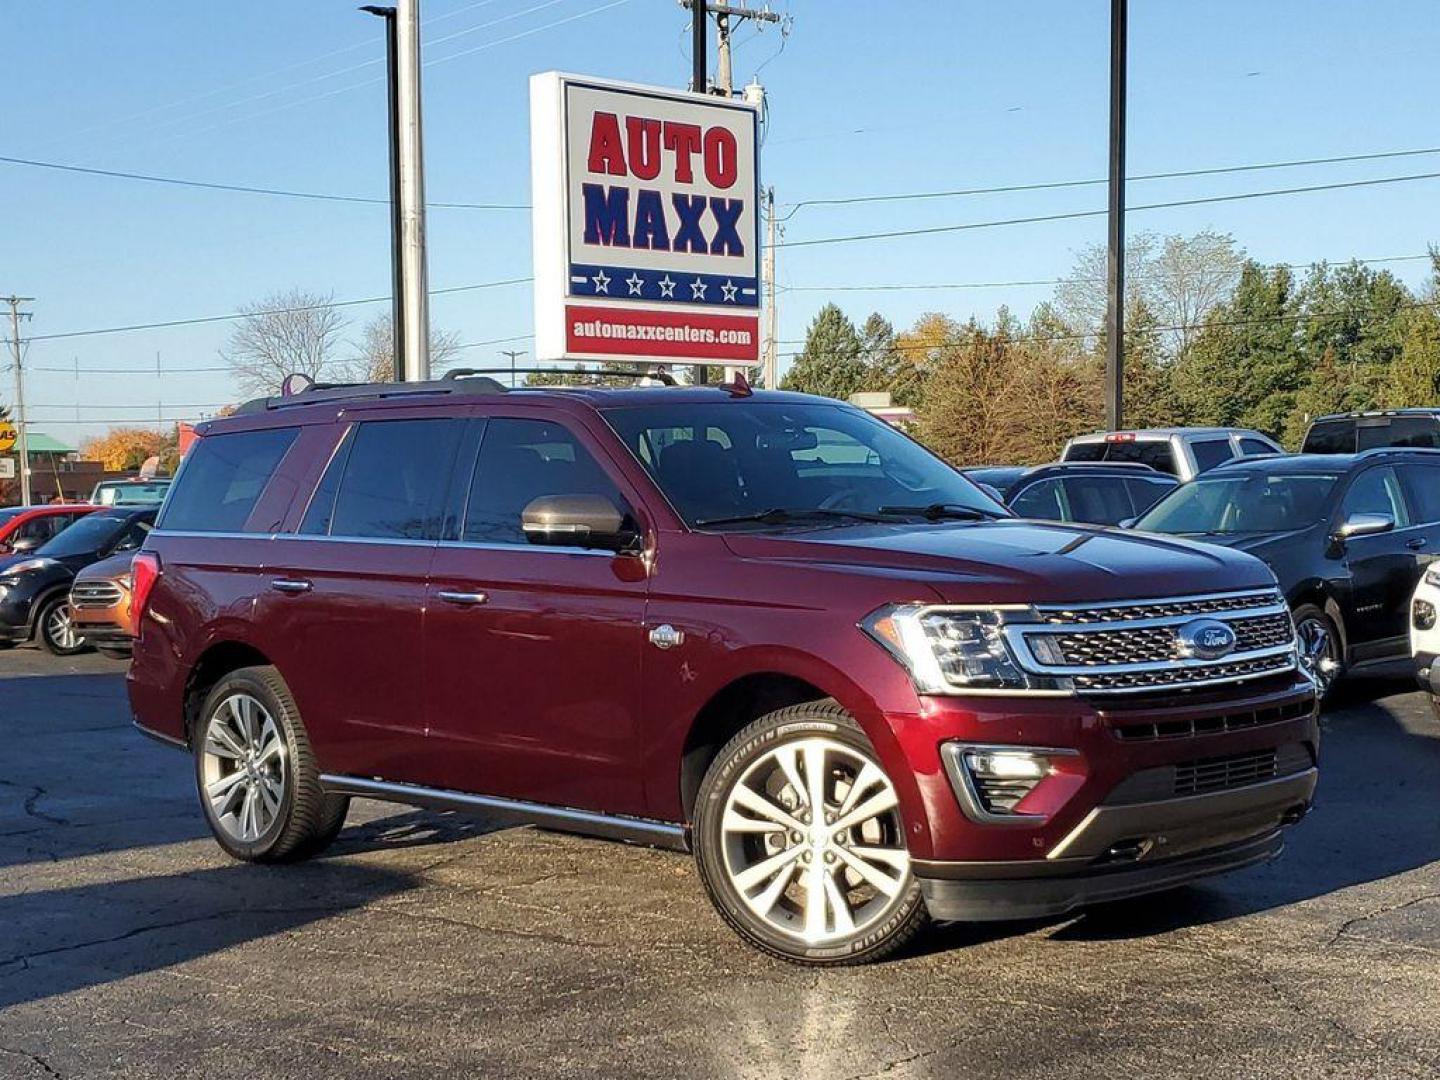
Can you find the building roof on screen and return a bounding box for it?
[22,432,76,455]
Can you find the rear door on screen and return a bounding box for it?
[423,412,651,815]
[1335,465,1416,656]
[253,413,465,783]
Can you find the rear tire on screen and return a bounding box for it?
[37,595,88,656]
[194,665,349,863]
[693,702,929,965]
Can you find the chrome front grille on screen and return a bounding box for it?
[70,581,124,609]
[1005,590,1298,695]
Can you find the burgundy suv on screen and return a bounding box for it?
[128,374,1318,964]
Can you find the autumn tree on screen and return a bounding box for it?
[81,427,169,471]
[346,311,463,382]
[222,288,348,399]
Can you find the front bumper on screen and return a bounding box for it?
[915,766,1314,920]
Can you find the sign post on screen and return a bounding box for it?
[530,73,761,373]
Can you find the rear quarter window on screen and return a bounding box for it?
[1302,419,1355,454]
[158,428,300,533]
[1189,438,1236,474]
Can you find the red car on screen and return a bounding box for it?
[0,504,98,556]
[128,375,1318,964]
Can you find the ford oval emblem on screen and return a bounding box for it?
[1176,618,1237,661]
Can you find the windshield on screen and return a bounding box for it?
[1136,472,1340,535]
[36,512,131,557]
[94,481,170,506]
[603,401,1008,528]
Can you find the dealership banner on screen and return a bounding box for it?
[531,72,761,367]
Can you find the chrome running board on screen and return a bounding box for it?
[319,774,690,852]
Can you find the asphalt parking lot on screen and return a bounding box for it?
[1,648,1437,1079]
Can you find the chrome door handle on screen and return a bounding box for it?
[437,590,489,606]
[270,578,312,594]
[1407,537,1427,550]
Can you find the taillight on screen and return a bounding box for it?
[131,551,161,628]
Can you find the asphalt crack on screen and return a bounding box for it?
[0,780,67,828]
[0,1044,64,1079]
[1328,892,1440,948]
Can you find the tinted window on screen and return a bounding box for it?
[1341,466,1411,528]
[463,419,626,545]
[1400,463,1440,524]
[38,512,135,558]
[1302,419,1355,454]
[1239,437,1276,456]
[309,419,463,541]
[1358,415,1440,450]
[605,402,1005,527]
[1068,439,1179,475]
[1190,438,1235,473]
[1009,479,1063,520]
[160,428,298,533]
[1137,472,1340,534]
[1124,477,1177,516]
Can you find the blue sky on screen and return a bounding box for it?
[3,0,1438,444]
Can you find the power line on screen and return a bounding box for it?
[783,145,1440,211]
[780,254,1435,294]
[13,276,532,347]
[0,155,527,210]
[778,170,1440,250]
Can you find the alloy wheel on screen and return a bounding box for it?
[719,736,911,945]
[201,693,287,843]
[45,603,83,652]
[1296,615,1340,692]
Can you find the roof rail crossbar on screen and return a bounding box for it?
[445,366,677,387]
[233,375,507,415]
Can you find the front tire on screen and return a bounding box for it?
[37,595,88,656]
[1293,603,1342,697]
[194,665,349,863]
[693,702,929,965]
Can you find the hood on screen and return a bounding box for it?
[74,550,136,584]
[720,519,1277,605]
[1166,527,1314,558]
[0,555,62,579]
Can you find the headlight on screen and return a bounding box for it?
[861,604,1067,694]
[1425,567,1440,588]
[3,558,51,577]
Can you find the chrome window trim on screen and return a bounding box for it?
[437,539,618,557]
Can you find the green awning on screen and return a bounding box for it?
[21,432,76,455]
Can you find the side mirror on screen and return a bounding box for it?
[8,536,41,554]
[1334,512,1394,542]
[521,494,637,553]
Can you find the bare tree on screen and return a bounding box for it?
[221,289,348,397]
[345,311,463,382]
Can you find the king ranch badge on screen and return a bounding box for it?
[531,73,761,366]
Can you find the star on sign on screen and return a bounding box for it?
[591,270,610,294]
[690,278,708,300]
[625,273,645,296]
[720,280,738,303]
[658,275,676,298]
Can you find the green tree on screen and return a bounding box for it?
[780,303,867,399]
[1383,306,1440,407]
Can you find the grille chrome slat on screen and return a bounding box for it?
[71,582,124,609]
[1037,590,1284,625]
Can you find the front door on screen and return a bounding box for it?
[1336,465,1416,657]
[423,414,650,816]
[252,414,464,782]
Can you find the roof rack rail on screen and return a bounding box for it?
[444,366,677,387]
[233,373,507,415]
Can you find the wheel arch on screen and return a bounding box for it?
[1286,580,1348,658]
[182,640,273,746]
[26,583,73,640]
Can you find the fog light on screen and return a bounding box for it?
[1414,598,1436,631]
[941,743,1077,823]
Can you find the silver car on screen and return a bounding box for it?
[1060,427,1283,481]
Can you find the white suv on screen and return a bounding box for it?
[1409,567,1440,718]
[1060,427,1284,482]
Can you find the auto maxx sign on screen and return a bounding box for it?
[531,72,761,367]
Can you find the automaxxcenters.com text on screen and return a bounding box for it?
[571,318,752,346]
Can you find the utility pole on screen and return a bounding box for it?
[4,295,34,506]
[1104,0,1127,430]
[361,5,406,382]
[762,187,778,389]
[500,349,527,386]
[682,1,781,97]
[396,0,431,381]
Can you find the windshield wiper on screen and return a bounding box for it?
[694,507,891,528]
[877,503,1007,522]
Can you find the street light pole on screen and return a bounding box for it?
[396,0,431,382]
[360,5,405,382]
[1104,0,1127,431]
[500,349,527,386]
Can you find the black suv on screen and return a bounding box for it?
[978,463,1177,525]
[1302,410,1440,454]
[1133,449,1440,688]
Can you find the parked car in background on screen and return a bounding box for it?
[129,375,1316,965]
[1302,409,1440,454]
[991,463,1178,526]
[70,551,138,659]
[0,507,157,655]
[959,466,1027,502]
[0,504,98,556]
[1408,567,1440,719]
[91,478,171,507]
[1133,449,1440,691]
[1061,427,1284,480]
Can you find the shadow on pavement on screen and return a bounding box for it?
[924,670,1440,952]
[0,860,421,1011]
